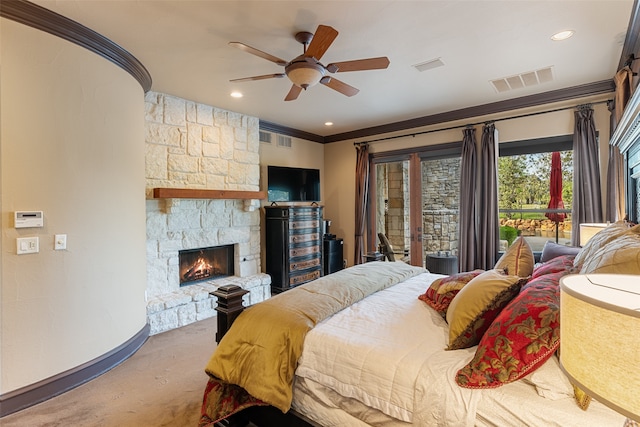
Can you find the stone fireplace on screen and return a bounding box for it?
[144,92,271,335]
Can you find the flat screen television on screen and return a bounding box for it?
[267,165,320,202]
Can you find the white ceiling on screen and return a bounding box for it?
[32,0,634,138]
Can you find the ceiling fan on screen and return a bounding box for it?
[229,25,390,101]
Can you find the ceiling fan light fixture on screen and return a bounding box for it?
[285,61,326,89]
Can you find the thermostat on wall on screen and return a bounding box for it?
[15,211,44,228]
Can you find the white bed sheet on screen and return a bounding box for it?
[296,272,447,422]
[293,271,626,427]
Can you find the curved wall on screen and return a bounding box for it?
[1,16,147,398]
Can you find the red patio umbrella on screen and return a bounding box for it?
[545,151,566,241]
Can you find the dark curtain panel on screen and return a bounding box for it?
[354,144,370,265]
[607,67,634,221]
[572,106,603,246]
[458,127,477,272]
[477,123,499,269]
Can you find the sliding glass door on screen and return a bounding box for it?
[369,146,461,268]
[373,159,415,263]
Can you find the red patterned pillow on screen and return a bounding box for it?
[531,254,577,280]
[522,268,571,292]
[418,270,484,317]
[456,273,563,388]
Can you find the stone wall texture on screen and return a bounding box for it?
[144,92,268,334]
[422,157,460,255]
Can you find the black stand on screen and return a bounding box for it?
[211,284,249,343]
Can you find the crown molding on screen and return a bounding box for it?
[0,0,152,92]
[259,120,325,143]
[323,80,614,143]
[261,80,615,144]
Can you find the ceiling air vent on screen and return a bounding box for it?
[412,58,445,72]
[491,66,554,93]
[259,130,272,144]
[277,135,292,148]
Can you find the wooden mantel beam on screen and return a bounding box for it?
[152,188,266,200]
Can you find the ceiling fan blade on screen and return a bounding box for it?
[304,25,338,61]
[229,42,288,66]
[230,73,285,82]
[326,57,390,73]
[284,84,303,101]
[320,76,359,97]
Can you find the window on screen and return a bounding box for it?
[498,136,573,253]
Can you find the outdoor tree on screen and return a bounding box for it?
[498,155,527,218]
[498,150,573,218]
[561,150,573,205]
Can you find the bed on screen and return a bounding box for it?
[198,219,640,427]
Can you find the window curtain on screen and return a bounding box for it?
[477,123,499,269]
[606,66,634,222]
[354,143,370,265]
[458,127,477,272]
[572,105,603,246]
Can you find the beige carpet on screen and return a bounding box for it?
[1,317,219,427]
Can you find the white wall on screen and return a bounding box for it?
[324,97,612,266]
[259,135,325,202]
[1,19,147,393]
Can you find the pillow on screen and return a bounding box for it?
[418,270,484,317]
[531,254,577,280]
[521,266,574,292]
[445,269,526,350]
[539,241,580,263]
[494,236,534,277]
[573,221,632,267]
[455,272,561,388]
[579,232,640,274]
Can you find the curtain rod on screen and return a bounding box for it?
[353,99,612,147]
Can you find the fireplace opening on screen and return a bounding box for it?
[179,245,234,286]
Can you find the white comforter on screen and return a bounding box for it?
[294,270,625,427]
[296,271,448,422]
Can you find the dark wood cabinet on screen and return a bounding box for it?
[265,206,323,293]
[323,238,344,275]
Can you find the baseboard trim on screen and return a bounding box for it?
[0,323,150,417]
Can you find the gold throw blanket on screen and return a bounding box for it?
[205,261,427,413]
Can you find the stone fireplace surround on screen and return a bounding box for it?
[145,92,271,335]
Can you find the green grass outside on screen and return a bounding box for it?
[499,204,570,221]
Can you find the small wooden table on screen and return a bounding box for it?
[364,252,385,262]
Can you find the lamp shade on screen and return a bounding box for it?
[579,223,609,246]
[560,274,640,422]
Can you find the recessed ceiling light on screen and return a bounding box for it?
[325,122,333,126]
[230,91,243,98]
[551,30,574,41]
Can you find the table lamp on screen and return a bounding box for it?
[560,274,640,425]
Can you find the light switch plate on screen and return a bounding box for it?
[54,234,67,250]
[17,237,39,254]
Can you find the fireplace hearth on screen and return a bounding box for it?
[179,245,234,286]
